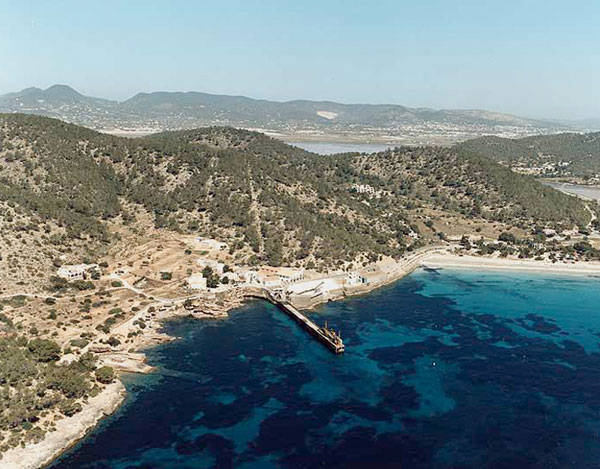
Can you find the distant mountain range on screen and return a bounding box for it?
[0,84,586,143]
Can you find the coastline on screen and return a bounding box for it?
[286,247,443,310]
[422,253,600,276]
[13,249,600,469]
[1,381,126,469]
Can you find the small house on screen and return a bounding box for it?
[56,263,99,280]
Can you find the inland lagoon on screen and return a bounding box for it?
[51,268,600,468]
[286,141,395,155]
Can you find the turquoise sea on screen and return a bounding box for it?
[51,268,600,468]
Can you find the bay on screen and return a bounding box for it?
[51,269,600,468]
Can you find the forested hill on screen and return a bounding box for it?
[457,132,600,179]
[0,114,592,280]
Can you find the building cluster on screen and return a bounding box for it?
[241,266,305,288]
[186,258,236,290]
[508,160,570,176]
[180,234,393,301]
[185,264,306,291]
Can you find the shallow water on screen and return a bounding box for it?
[286,141,394,155]
[51,269,600,468]
[544,181,600,202]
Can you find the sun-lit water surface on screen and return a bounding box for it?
[286,141,394,155]
[51,268,600,468]
[544,181,600,202]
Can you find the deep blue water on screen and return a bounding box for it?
[51,269,600,468]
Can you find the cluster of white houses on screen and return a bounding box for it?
[185,265,307,291]
[185,260,374,293]
[242,266,306,288]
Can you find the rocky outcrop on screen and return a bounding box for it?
[100,352,155,373]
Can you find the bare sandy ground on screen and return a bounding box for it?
[1,381,126,469]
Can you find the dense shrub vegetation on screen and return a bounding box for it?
[0,335,110,454]
[0,114,593,271]
[458,133,600,178]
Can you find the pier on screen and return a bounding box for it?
[275,301,345,354]
[242,287,345,354]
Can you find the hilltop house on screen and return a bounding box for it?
[351,183,376,194]
[56,263,99,280]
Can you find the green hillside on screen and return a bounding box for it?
[457,133,600,178]
[0,114,593,279]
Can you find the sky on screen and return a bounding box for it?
[0,0,598,120]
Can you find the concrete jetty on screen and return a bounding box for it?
[275,301,345,354]
[241,287,345,354]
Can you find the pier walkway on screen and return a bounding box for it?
[242,287,345,354]
[275,301,345,354]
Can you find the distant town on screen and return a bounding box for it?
[0,84,585,146]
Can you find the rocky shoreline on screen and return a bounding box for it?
[15,247,596,469]
[0,255,423,469]
[1,381,126,469]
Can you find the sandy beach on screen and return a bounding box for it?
[422,252,600,276]
[1,381,126,469]
[285,247,600,311]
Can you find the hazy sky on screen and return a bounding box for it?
[1,0,598,120]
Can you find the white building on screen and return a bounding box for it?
[56,264,98,280]
[197,258,226,275]
[186,274,207,290]
[261,275,283,289]
[346,271,368,286]
[262,266,305,284]
[286,277,344,297]
[351,183,376,194]
[240,270,260,285]
[240,266,304,288]
[196,237,228,252]
[241,270,282,288]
